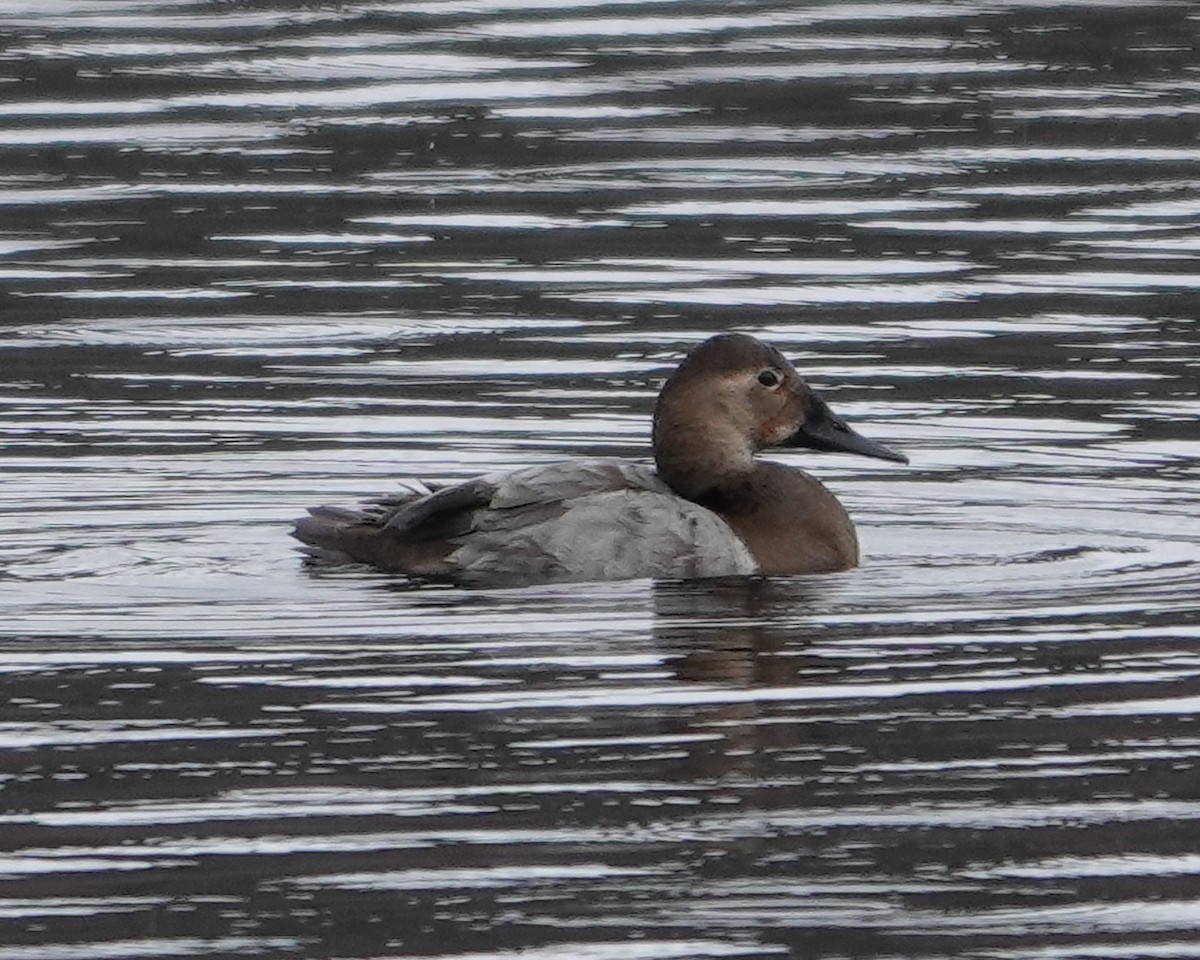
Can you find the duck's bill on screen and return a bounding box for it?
[787,394,909,464]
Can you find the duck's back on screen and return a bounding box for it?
[293,458,756,585]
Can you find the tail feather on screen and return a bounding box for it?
[291,500,452,575]
[292,507,369,564]
[304,504,366,523]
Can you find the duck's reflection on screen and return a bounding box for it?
[651,575,830,685]
[645,576,845,781]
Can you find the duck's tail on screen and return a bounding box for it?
[292,506,373,564]
[291,488,453,577]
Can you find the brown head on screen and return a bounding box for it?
[651,333,907,504]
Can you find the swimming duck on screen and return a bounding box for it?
[293,333,907,585]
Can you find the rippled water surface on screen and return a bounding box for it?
[3,1,1200,958]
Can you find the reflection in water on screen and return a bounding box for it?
[2,1,1200,958]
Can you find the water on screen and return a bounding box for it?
[2,1,1200,957]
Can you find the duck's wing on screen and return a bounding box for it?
[367,459,664,547]
[293,460,654,573]
[294,459,756,584]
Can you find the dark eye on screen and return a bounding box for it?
[757,369,781,388]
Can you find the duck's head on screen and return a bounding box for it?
[652,333,907,501]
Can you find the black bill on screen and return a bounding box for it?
[787,393,909,464]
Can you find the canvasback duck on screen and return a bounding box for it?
[293,333,907,585]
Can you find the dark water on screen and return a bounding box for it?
[3,1,1200,958]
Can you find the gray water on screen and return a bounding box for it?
[2,1,1200,958]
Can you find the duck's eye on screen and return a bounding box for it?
[757,369,781,388]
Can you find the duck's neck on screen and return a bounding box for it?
[653,410,755,505]
[655,425,859,574]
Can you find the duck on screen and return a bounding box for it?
[292,332,907,586]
